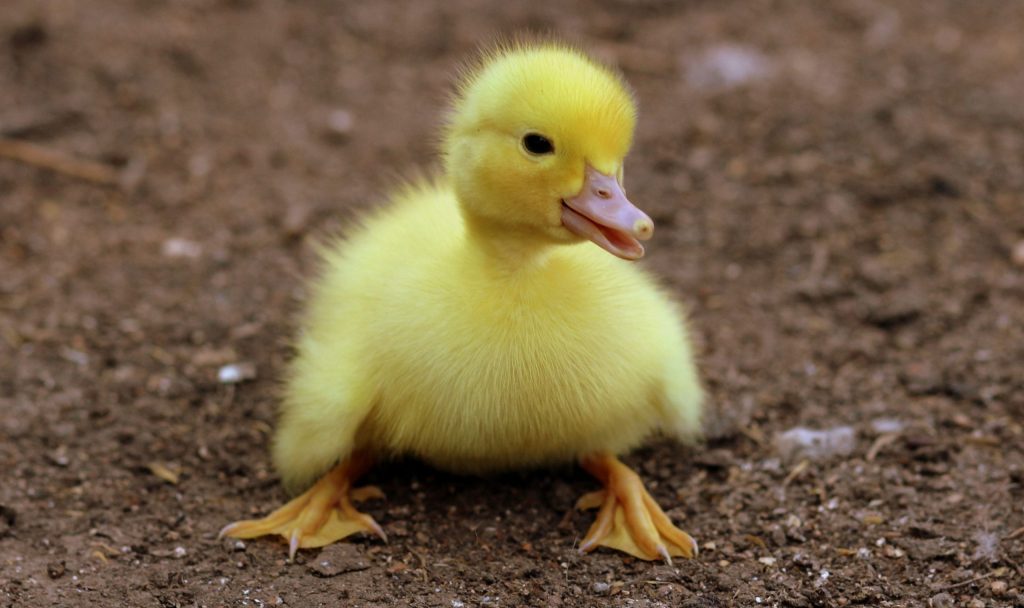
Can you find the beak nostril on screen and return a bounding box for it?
[595,188,611,199]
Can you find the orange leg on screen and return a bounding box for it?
[576,453,697,564]
[219,452,386,560]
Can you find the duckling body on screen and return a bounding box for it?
[278,180,700,480]
[224,43,704,563]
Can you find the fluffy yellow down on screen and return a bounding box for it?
[272,43,703,491]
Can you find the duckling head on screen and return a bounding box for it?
[444,44,654,260]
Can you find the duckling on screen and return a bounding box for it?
[221,43,703,563]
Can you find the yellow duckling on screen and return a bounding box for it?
[221,43,703,563]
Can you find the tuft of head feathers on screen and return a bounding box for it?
[445,42,636,175]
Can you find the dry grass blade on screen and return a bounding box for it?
[148,462,180,485]
[866,433,901,461]
[782,459,810,487]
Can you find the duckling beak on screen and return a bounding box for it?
[561,165,654,260]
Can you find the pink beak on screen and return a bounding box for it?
[561,165,654,260]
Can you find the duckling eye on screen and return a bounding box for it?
[522,133,555,155]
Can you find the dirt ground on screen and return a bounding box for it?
[2,0,1024,606]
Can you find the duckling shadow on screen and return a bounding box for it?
[354,442,704,554]
[358,459,599,555]
[364,457,593,516]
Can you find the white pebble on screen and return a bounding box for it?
[775,426,856,462]
[870,418,905,434]
[218,363,257,384]
[173,546,187,558]
[686,44,774,91]
[162,238,202,259]
[326,109,354,136]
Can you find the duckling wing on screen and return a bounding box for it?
[655,304,704,442]
[272,333,377,493]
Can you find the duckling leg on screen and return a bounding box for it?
[219,452,386,560]
[576,453,697,563]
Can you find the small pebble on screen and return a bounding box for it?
[870,418,905,434]
[173,546,187,559]
[1012,240,1024,267]
[161,238,202,259]
[47,449,70,467]
[991,580,1008,594]
[929,592,954,608]
[283,201,314,237]
[218,362,257,384]
[46,561,65,579]
[324,108,354,142]
[591,582,610,594]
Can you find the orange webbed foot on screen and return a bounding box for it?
[576,453,697,564]
[220,453,385,561]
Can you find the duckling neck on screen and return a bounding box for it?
[460,212,556,271]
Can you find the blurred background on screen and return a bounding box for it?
[2,1,1023,606]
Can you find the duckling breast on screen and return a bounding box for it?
[355,251,684,473]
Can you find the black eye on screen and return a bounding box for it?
[522,133,555,155]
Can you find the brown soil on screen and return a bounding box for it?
[3,1,1024,606]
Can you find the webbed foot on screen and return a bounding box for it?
[577,453,697,563]
[220,453,385,560]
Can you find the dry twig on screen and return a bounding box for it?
[935,571,995,591]
[0,137,119,185]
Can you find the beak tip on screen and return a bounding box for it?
[634,218,654,240]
